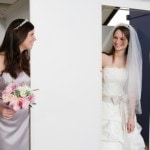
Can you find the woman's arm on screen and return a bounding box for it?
[127,97,136,133]
[102,53,108,68]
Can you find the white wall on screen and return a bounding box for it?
[101,0,150,11]
[30,0,101,150]
[30,0,150,150]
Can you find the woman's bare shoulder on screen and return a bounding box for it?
[102,53,108,57]
[102,53,112,67]
[102,53,112,60]
[0,53,5,71]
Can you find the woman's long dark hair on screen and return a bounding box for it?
[0,19,34,78]
[103,26,130,60]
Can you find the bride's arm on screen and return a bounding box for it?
[127,97,136,133]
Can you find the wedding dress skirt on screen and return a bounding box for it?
[102,67,145,150]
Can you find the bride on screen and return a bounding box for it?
[102,23,145,150]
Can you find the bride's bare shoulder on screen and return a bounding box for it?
[102,53,112,67]
[102,53,112,60]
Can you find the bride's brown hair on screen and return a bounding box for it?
[103,26,130,61]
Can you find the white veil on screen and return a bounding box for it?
[102,23,142,114]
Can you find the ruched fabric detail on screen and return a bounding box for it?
[102,67,145,150]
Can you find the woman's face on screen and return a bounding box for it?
[19,29,36,52]
[113,29,128,52]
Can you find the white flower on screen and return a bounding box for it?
[18,85,31,97]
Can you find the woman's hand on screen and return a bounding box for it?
[0,105,16,119]
[127,117,135,133]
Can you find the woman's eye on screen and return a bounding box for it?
[121,38,125,41]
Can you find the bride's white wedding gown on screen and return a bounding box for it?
[102,67,145,150]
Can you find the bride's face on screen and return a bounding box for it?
[113,29,128,52]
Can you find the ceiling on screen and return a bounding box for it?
[0,0,18,17]
[0,2,122,23]
[102,5,120,25]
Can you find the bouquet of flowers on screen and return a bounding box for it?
[1,82,38,111]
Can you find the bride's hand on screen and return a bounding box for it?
[0,105,16,119]
[127,117,135,133]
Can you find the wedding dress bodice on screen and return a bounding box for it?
[102,67,127,96]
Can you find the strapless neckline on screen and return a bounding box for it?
[103,67,126,70]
